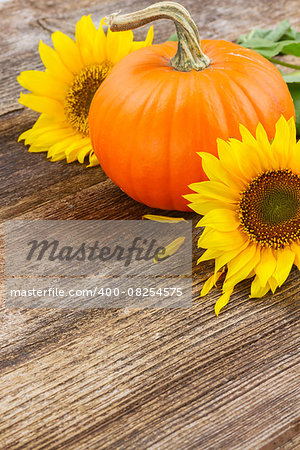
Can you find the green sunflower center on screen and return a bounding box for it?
[238,169,300,249]
[65,63,112,136]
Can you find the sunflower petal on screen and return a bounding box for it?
[197,208,239,232]
[28,145,48,153]
[287,116,297,149]
[185,198,236,215]
[93,17,107,61]
[198,228,248,251]
[254,247,277,287]
[291,242,300,269]
[200,270,224,297]
[19,92,65,117]
[143,215,186,223]
[198,151,245,191]
[187,181,238,203]
[216,138,247,184]
[154,237,185,263]
[112,30,135,64]
[77,145,93,163]
[223,244,260,291]
[255,122,271,149]
[64,137,91,162]
[18,70,68,100]
[145,26,154,46]
[215,289,233,316]
[273,247,295,287]
[268,276,279,294]
[20,122,71,145]
[271,115,291,167]
[197,248,223,264]
[289,140,300,173]
[228,138,267,181]
[131,26,154,51]
[38,40,73,84]
[75,15,98,66]
[47,135,88,161]
[51,30,83,74]
[214,241,249,273]
[250,276,271,298]
[87,151,100,167]
[239,123,257,146]
[106,27,122,65]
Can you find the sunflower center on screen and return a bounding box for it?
[238,169,300,248]
[65,63,113,136]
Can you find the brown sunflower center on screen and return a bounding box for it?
[65,63,113,136]
[238,169,300,249]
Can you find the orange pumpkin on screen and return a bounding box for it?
[89,2,295,211]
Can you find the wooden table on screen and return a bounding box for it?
[1,0,299,448]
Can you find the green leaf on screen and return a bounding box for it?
[237,20,300,58]
[238,20,300,44]
[281,29,300,41]
[281,42,300,57]
[288,83,300,134]
[169,33,178,41]
[238,28,270,43]
[266,20,291,42]
[283,71,300,83]
[238,38,300,59]
[265,19,291,42]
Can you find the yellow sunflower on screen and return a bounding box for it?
[17,16,153,166]
[184,116,300,315]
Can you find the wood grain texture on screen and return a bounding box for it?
[0,0,299,448]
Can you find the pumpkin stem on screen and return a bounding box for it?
[106,1,210,72]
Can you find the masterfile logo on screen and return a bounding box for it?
[4,220,193,309]
[5,220,192,276]
[26,237,167,267]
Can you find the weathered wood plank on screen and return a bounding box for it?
[1,276,299,448]
[0,0,299,448]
